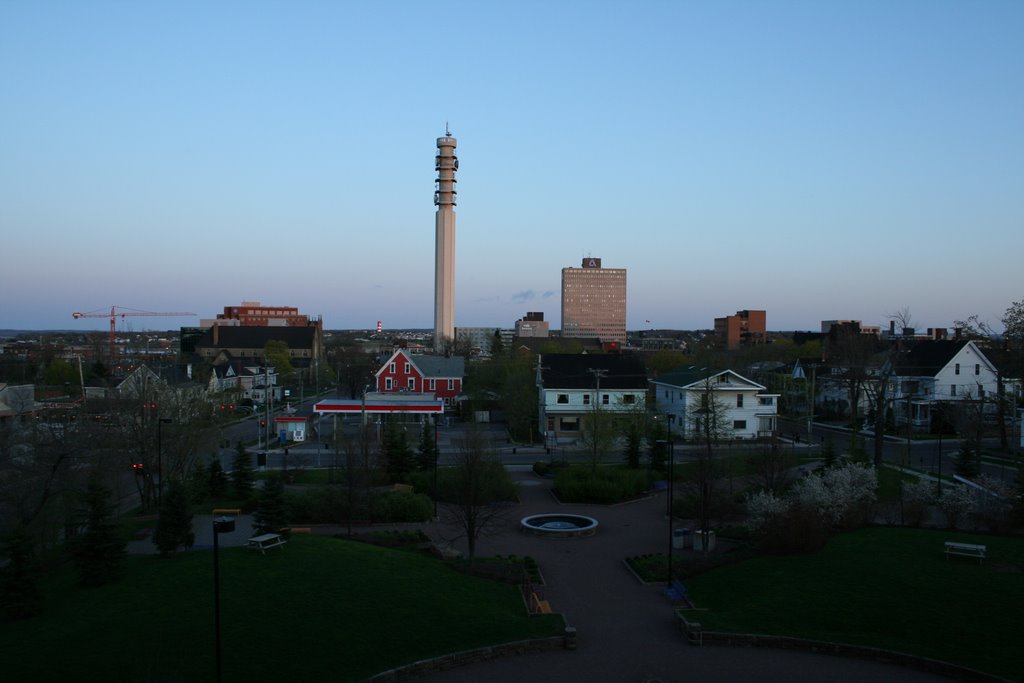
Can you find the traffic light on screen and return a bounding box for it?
[260,419,267,427]
[131,462,144,474]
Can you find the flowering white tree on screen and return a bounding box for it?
[745,464,878,551]
[790,463,878,528]
[745,489,790,532]
[938,484,975,530]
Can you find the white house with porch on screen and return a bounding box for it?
[650,366,778,440]
[889,340,1004,431]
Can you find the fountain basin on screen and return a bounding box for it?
[520,514,598,538]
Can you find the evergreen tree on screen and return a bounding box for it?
[383,419,413,482]
[208,458,229,499]
[74,474,126,587]
[416,419,438,471]
[152,481,195,556]
[822,435,837,468]
[622,417,638,471]
[189,459,210,503]
[231,442,255,499]
[955,443,980,478]
[253,475,288,536]
[646,422,668,471]
[0,526,43,619]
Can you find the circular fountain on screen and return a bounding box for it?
[520,514,599,538]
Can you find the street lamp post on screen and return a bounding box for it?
[433,415,440,519]
[658,417,676,587]
[212,515,236,683]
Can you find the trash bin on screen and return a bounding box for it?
[673,528,688,549]
[693,530,716,552]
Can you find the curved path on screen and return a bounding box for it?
[419,470,954,683]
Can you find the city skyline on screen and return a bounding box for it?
[2,2,1021,333]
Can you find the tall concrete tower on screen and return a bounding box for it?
[433,130,458,353]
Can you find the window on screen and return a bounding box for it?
[404,362,410,373]
[955,363,960,375]
[385,377,393,390]
[975,364,980,375]
[950,384,956,396]
[557,394,569,404]
[758,396,774,406]
[583,394,591,405]
[428,379,436,390]
[407,378,415,390]
[559,417,580,432]
[447,379,454,391]
[978,387,985,399]
[736,394,744,408]
[389,362,396,373]
[733,420,746,430]
[602,394,609,405]
[623,394,635,404]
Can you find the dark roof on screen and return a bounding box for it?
[540,353,648,389]
[893,340,968,376]
[196,326,316,350]
[514,337,604,354]
[411,354,465,378]
[652,365,723,387]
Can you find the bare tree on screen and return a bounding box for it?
[435,427,514,562]
[686,379,734,554]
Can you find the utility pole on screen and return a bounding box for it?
[587,368,608,471]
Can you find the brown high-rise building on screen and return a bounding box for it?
[561,258,627,344]
[216,301,308,327]
[714,309,766,350]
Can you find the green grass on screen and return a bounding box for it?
[1,536,562,682]
[686,527,1024,680]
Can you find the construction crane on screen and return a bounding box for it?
[72,306,197,357]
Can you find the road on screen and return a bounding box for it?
[776,416,1019,486]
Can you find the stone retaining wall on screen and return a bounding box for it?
[675,612,1010,683]
[365,623,575,682]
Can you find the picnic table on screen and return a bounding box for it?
[248,533,286,555]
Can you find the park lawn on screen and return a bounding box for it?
[685,527,1024,680]
[0,535,562,682]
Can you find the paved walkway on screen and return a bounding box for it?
[415,471,954,683]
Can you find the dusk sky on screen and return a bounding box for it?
[2,1,1021,334]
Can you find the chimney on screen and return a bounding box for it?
[213,322,219,346]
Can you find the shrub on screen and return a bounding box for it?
[902,477,936,527]
[370,491,433,523]
[745,464,878,554]
[554,466,653,504]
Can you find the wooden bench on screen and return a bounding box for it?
[944,541,986,563]
[664,579,689,605]
[529,591,552,614]
[248,533,286,555]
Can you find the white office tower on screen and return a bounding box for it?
[433,131,458,353]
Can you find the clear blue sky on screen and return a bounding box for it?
[2,0,1022,333]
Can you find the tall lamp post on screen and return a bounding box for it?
[433,414,440,519]
[659,416,676,587]
[212,515,236,683]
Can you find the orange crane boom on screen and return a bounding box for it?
[72,306,197,356]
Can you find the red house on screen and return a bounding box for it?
[374,349,465,409]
